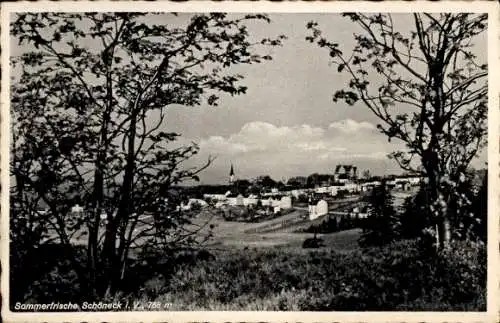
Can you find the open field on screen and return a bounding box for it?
[132,239,486,311]
[50,190,412,251]
[195,208,361,251]
[53,193,358,242]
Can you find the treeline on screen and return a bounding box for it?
[303,215,361,234]
[359,173,487,248]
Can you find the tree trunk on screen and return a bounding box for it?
[434,223,440,251]
[86,218,98,298]
[423,152,451,251]
[87,171,102,298]
[439,217,451,249]
[90,97,113,296]
[102,110,139,293]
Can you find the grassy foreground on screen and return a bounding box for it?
[13,235,486,311]
[125,239,486,311]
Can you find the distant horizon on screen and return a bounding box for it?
[178,165,487,187]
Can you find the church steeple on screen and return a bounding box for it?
[229,163,235,184]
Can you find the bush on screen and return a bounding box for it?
[302,237,325,249]
[190,201,202,212]
[11,244,86,306]
[434,240,486,306]
[398,193,430,239]
[296,194,309,204]
[359,181,397,247]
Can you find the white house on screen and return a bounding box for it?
[309,199,328,220]
[179,198,209,211]
[344,183,360,193]
[203,194,227,201]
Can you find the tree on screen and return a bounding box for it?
[255,175,277,190]
[449,169,487,242]
[11,12,284,298]
[287,176,307,188]
[472,172,487,242]
[307,13,487,249]
[359,181,397,247]
[307,173,329,188]
[234,179,251,195]
[398,184,433,240]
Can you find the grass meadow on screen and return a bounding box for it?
[128,239,486,311]
[16,230,485,312]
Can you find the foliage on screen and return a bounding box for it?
[307,13,487,248]
[397,171,486,248]
[302,237,325,249]
[10,12,284,297]
[335,189,349,199]
[295,193,309,204]
[287,176,307,189]
[471,173,487,242]
[11,244,86,305]
[233,179,251,195]
[303,215,360,234]
[306,173,335,188]
[359,182,397,247]
[254,175,278,191]
[11,238,485,311]
[397,184,433,240]
[145,240,484,310]
[447,171,487,242]
[434,240,486,305]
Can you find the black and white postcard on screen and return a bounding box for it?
[1,1,499,322]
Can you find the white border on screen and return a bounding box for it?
[1,1,499,322]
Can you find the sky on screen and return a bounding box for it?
[10,13,488,185]
[159,13,488,184]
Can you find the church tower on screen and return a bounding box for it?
[229,163,235,184]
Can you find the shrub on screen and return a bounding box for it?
[359,181,397,247]
[296,194,309,204]
[398,192,431,239]
[434,240,486,306]
[302,237,325,249]
[11,244,86,306]
[190,201,202,212]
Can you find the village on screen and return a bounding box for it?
[67,164,422,220]
[185,164,422,218]
[58,163,425,249]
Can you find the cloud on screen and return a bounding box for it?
[200,122,333,154]
[199,119,393,159]
[199,135,250,154]
[328,118,377,133]
[187,119,406,183]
